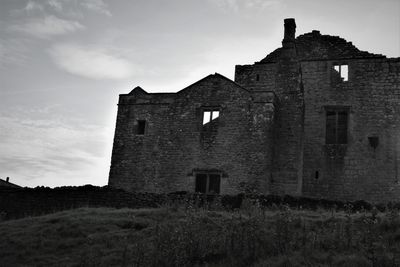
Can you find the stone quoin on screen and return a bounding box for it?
[108,18,400,203]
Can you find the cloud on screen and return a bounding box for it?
[10,15,84,38]
[245,0,281,9]
[210,0,239,12]
[44,0,111,16]
[0,39,28,67]
[49,43,136,80]
[80,0,112,17]
[24,0,44,12]
[0,107,112,187]
[47,0,63,12]
[208,0,281,12]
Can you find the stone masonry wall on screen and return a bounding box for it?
[235,59,304,196]
[109,18,400,203]
[301,58,400,203]
[270,47,304,196]
[235,56,400,203]
[235,64,277,92]
[109,74,275,194]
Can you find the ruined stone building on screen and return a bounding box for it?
[109,19,400,203]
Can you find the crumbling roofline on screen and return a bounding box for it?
[122,72,255,96]
[117,102,171,106]
[176,73,251,94]
[119,92,176,97]
[119,72,278,105]
[120,87,278,100]
[254,56,388,65]
[299,56,387,62]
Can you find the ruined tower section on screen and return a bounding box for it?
[272,19,304,195]
[300,46,400,203]
[235,18,304,195]
[246,90,276,194]
[108,87,175,191]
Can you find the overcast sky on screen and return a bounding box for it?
[0,0,399,188]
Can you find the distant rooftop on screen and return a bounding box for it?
[0,178,21,188]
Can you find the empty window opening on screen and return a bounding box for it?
[195,173,221,194]
[203,111,211,125]
[212,111,219,120]
[333,64,348,81]
[202,109,219,126]
[315,171,319,180]
[368,136,379,150]
[256,74,260,81]
[326,110,348,144]
[195,174,207,193]
[201,108,220,145]
[136,120,146,135]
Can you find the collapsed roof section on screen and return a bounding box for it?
[259,30,385,63]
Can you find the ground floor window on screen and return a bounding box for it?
[195,173,221,194]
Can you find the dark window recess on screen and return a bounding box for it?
[368,136,379,149]
[325,110,348,144]
[315,171,319,180]
[256,74,260,81]
[208,174,221,193]
[195,174,207,193]
[136,120,146,135]
[195,173,221,194]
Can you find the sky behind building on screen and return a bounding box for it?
[0,0,399,187]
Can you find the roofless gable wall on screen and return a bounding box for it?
[109,74,276,194]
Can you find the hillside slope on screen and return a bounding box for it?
[1,206,400,266]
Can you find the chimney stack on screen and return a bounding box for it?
[282,18,296,48]
[6,177,9,183]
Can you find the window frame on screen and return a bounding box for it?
[324,106,350,145]
[202,107,220,127]
[200,106,221,146]
[194,171,221,194]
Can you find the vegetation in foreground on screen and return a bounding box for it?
[1,200,400,266]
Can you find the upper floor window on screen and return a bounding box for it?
[202,109,219,127]
[326,109,348,144]
[201,108,220,146]
[136,120,146,135]
[333,64,348,82]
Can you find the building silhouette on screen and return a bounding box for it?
[109,18,400,202]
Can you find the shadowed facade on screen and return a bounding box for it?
[109,18,400,203]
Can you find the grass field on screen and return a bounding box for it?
[1,200,400,266]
